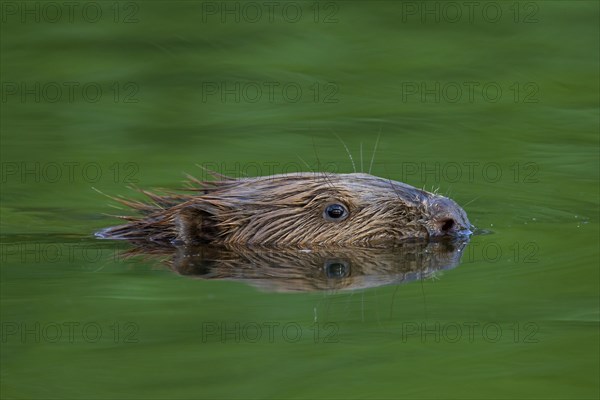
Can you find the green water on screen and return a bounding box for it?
[1,1,599,399]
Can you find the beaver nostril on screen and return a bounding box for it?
[440,218,455,233]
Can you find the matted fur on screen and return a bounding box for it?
[96,172,471,248]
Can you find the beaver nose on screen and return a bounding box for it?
[437,218,456,233]
[431,215,471,237]
[427,197,472,238]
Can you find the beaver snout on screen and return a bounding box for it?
[426,196,472,238]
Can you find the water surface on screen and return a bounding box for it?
[1,1,598,399]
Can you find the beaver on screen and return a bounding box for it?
[96,172,472,248]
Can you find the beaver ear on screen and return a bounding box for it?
[174,205,218,245]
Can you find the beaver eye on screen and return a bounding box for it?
[323,203,348,222]
[324,260,350,278]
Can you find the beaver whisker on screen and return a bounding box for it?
[309,137,337,190]
[368,129,381,175]
[461,196,480,208]
[333,132,357,173]
[385,177,409,209]
[297,155,313,172]
[360,142,364,173]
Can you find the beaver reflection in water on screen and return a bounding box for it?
[96,172,472,248]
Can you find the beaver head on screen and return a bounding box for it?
[97,172,472,248]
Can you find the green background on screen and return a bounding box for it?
[1,1,598,399]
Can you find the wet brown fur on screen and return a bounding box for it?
[97,172,471,248]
